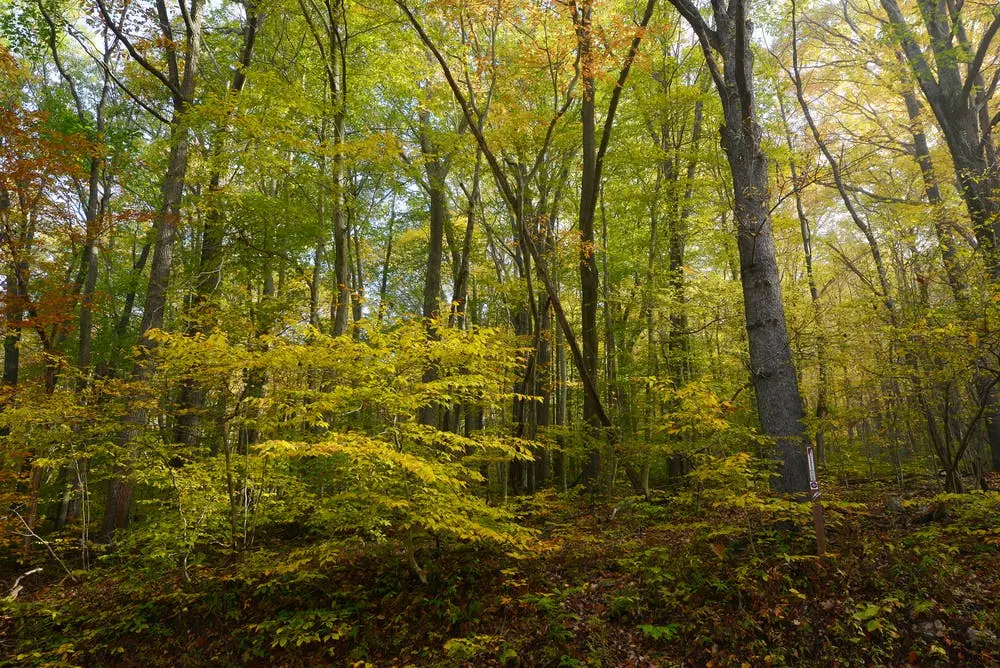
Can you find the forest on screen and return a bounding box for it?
[1,0,999,663]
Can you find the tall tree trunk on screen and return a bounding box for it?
[422,168,447,322]
[377,196,395,323]
[331,110,351,335]
[666,88,705,385]
[311,239,324,328]
[350,203,364,327]
[173,171,224,448]
[3,273,22,388]
[600,189,617,409]
[668,0,809,492]
[298,0,350,334]
[899,81,968,303]
[571,0,656,488]
[418,133,450,427]
[576,1,602,484]
[532,197,558,489]
[174,9,259,447]
[450,153,481,330]
[77,155,108,375]
[509,206,535,494]
[102,116,195,538]
[100,0,204,538]
[532,172,567,489]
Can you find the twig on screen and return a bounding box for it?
[11,510,77,581]
[5,567,43,601]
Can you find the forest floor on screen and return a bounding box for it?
[2,476,1000,667]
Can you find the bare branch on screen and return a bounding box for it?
[664,0,725,93]
[963,8,1000,101]
[66,25,172,125]
[395,0,519,211]
[93,0,183,102]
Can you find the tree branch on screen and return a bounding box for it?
[962,8,1000,101]
[879,0,942,101]
[66,25,172,125]
[664,0,725,92]
[395,0,519,211]
[592,0,657,212]
[94,0,184,102]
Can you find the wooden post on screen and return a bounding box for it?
[806,444,826,555]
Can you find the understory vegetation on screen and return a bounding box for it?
[3,473,1000,665]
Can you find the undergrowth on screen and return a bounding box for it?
[2,477,998,666]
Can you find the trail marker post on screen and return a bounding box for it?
[806,444,826,555]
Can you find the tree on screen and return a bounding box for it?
[571,0,657,486]
[664,0,811,493]
[880,0,1000,272]
[396,0,656,493]
[174,1,262,449]
[95,0,206,537]
[299,0,352,335]
[879,0,1000,471]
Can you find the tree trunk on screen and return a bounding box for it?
[576,3,602,484]
[667,0,810,492]
[417,161,449,427]
[350,202,364,327]
[299,0,351,335]
[311,239,324,328]
[534,211,554,488]
[422,170,447,322]
[3,294,21,387]
[417,118,451,427]
[881,0,1000,274]
[102,117,195,538]
[174,169,224,448]
[100,0,204,537]
[900,83,968,303]
[879,0,1000,469]
[77,152,107,374]
[331,111,351,335]
[450,154,481,330]
[554,253,568,491]
[377,196,395,323]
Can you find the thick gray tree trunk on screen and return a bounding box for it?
[668,0,809,493]
[576,2,602,485]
